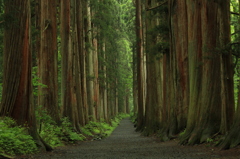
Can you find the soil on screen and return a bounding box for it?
[16,118,240,159]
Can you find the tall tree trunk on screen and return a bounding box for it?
[84,0,96,121]
[79,0,89,125]
[60,0,79,131]
[136,0,145,131]
[144,0,161,135]
[102,40,108,122]
[91,7,100,121]
[38,0,59,124]
[218,0,239,149]
[70,0,82,131]
[219,0,234,134]
[132,45,138,115]
[75,0,86,126]
[163,0,188,139]
[180,0,234,145]
[0,0,48,150]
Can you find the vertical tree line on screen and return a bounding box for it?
[134,0,240,149]
[0,0,133,151]
[1,0,240,153]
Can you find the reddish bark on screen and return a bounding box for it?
[39,0,59,123]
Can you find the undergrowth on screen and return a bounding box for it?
[0,113,129,158]
[81,113,130,140]
[0,117,38,157]
[130,112,137,126]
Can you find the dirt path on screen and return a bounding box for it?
[19,118,240,159]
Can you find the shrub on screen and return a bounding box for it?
[0,117,38,157]
[38,115,86,147]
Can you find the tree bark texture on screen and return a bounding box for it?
[91,7,100,121]
[161,0,189,140]
[136,0,145,131]
[75,0,87,126]
[84,0,96,121]
[144,0,163,135]
[39,0,59,124]
[61,0,79,131]
[218,0,239,149]
[179,0,234,145]
[0,0,47,150]
[78,0,89,125]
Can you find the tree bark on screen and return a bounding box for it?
[60,0,80,131]
[75,0,86,126]
[0,0,48,151]
[91,6,100,121]
[38,0,60,124]
[84,0,96,121]
[136,0,145,131]
[144,0,160,135]
[180,0,233,145]
[163,0,189,139]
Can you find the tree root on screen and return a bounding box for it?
[219,127,240,149]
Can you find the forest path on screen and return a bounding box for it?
[23,118,239,159]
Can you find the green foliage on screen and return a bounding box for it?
[60,118,86,142]
[111,113,130,128]
[179,129,186,137]
[32,66,48,97]
[36,106,85,147]
[0,117,38,157]
[130,112,137,123]
[91,0,135,112]
[82,121,112,138]
[81,113,129,139]
[206,138,214,143]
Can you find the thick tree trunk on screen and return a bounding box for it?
[70,0,82,131]
[218,0,239,149]
[60,0,80,131]
[144,0,159,135]
[79,0,89,125]
[218,0,234,134]
[0,0,48,151]
[102,41,108,122]
[180,0,233,145]
[161,0,188,139]
[84,0,96,121]
[171,0,189,132]
[91,8,100,121]
[39,0,59,124]
[136,0,145,131]
[60,0,71,117]
[75,0,86,126]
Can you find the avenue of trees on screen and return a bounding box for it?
[0,0,133,151]
[0,0,240,154]
[133,0,240,149]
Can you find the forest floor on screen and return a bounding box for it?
[16,118,240,159]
